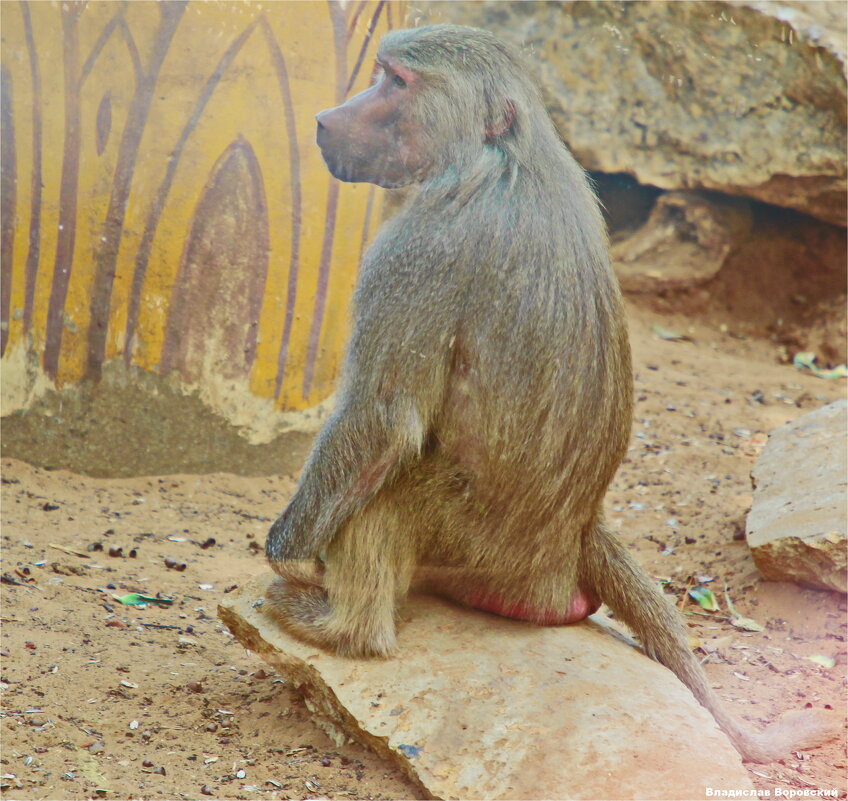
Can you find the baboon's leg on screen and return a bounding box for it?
[265,490,418,657]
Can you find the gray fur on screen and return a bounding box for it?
[265,25,837,762]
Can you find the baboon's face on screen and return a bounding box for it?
[315,56,429,188]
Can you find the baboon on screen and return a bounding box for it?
[265,24,837,761]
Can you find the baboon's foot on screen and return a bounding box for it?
[264,577,397,658]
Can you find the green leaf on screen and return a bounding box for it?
[813,364,847,379]
[793,351,848,380]
[729,615,765,632]
[807,654,836,669]
[688,586,719,612]
[723,587,765,631]
[651,325,691,342]
[113,593,174,607]
[793,350,817,368]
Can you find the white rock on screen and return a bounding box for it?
[747,400,847,592]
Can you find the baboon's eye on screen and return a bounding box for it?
[392,73,407,89]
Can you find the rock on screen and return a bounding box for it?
[747,400,847,592]
[612,191,753,293]
[411,2,847,226]
[220,574,755,801]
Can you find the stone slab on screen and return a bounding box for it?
[747,400,847,592]
[219,573,755,800]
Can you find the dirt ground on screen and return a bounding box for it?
[1,301,846,801]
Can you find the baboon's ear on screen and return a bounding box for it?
[486,99,516,141]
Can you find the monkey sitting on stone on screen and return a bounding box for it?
[264,24,838,762]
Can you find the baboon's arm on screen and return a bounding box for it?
[266,282,453,563]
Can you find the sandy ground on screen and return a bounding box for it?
[1,303,846,801]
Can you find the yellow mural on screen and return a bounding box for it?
[0,0,398,421]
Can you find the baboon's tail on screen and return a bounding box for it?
[581,521,840,763]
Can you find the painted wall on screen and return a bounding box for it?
[0,0,398,440]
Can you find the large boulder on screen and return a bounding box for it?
[747,400,848,592]
[411,1,847,226]
[220,574,756,801]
